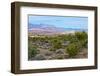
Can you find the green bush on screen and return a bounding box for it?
[51,39,62,49]
[80,39,88,48]
[66,43,80,57]
[28,45,39,59]
[75,31,87,40]
[75,31,88,48]
[49,48,56,51]
[67,34,78,43]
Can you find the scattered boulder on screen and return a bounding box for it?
[38,43,51,49]
[63,53,69,59]
[45,51,53,56]
[33,54,46,60]
[62,41,70,46]
[55,49,65,54]
[52,54,64,59]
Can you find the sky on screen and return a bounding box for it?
[28,15,88,29]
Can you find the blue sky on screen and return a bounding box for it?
[28,15,88,29]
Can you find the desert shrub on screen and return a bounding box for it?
[32,37,38,42]
[53,42,61,49]
[28,45,39,59]
[51,39,62,49]
[80,39,88,48]
[84,39,88,48]
[75,31,87,41]
[28,37,32,41]
[75,31,88,48]
[48,38,62,51]
[66,43,80,57]
[49,48,56,51]
[70,31,88,48]
[66,34,78,43]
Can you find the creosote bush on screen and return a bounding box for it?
[49,48,56,51]
[51,39,62,49]
[28,45,39,59]
[75,31,87,40]
[75,31,88,48]
[66,43,80,57]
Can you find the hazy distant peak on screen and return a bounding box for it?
[28,23,56,29]
[39,23,56,28]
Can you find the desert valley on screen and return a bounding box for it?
[28,23,88,60]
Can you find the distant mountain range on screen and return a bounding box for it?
[28,23,87,36]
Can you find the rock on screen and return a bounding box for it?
[39,43,51,49]
[63,53,69,59]
[33,54,46,60]
[32,42,36,45]
[55,55,64,59]
[47,57,53,60]
[45,51,53,56]
[51,54,64,59]
[55,49,65,54]
[62,41,70,46]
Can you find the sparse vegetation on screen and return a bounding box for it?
[28,44,39,59]
[28,31,88,60]
[66,42,80,57]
